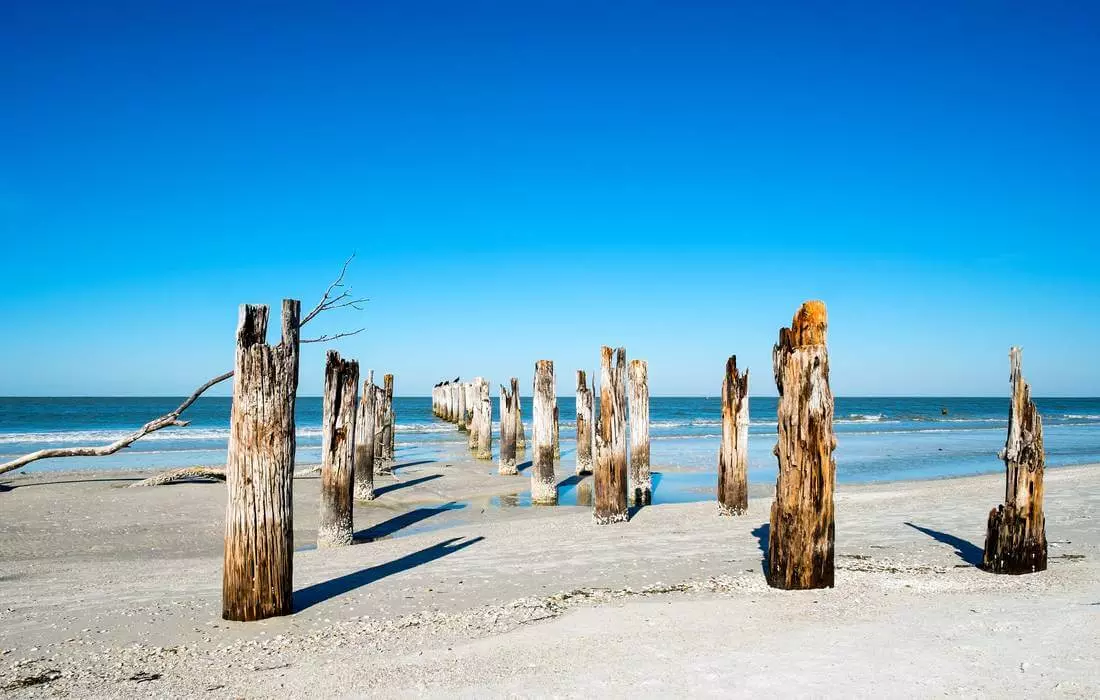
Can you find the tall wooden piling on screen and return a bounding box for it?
[575,370,594,475]
[381,374,395,461]
[318,351,358,547]
[768,301,836,589]
[513,377,526,453]
[499,384,518,474]
[982,347,1047,574]
[372,383,387,470]
[532,360,557,504]
[595,346,628,524]
[457,379,468,431]
[475,378,492,460]
[223,300,300,621]
[629,359,650,505]
[467,381,480,451]
[354,375,376,501]
[718,356,749,516]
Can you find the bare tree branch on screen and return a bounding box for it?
[301,328,366,344]
[0,258,367,478]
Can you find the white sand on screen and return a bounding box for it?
[1,459,1097,697]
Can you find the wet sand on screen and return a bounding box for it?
[1,458,1097,697]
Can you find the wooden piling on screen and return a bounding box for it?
[318,351,358,547]
[457,379,468,431]
[768,301,836,589]
[553,404,561,460]
[575,370,594,475]
[718,356,749,516]
[594,346,628,524]
[982,347,1047,574]
[222,300,299,621]
[354,375,376,501]
[475,378,492,460]
[499,384,518,474]
[532,360,557,504]
[467,381,480,451]
[629,359,650,505]
[372,383,387,471]
[382,374,395,460]
[513,377,526,454]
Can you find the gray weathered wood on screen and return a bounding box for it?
[499,383,518,474]
[717,355,749,516]
[513,377,526,454]
[475,378,492,460]
[982,347,1047,574]
[532,360,557,504]
[354,375,377,501]
[222,300,300,621]
[575,370,594,475]
[768,301,836,590]
[382,374,395,460]
[629,359,650,505]
[594,346,628,524]
[318,351,358,547]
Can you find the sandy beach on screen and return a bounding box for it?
[1,458,1097,697]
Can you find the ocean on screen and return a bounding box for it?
[2,396,1099,483]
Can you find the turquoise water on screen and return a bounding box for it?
[2,396,1099,483]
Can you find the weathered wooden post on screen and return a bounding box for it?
[475,378,492,460]
[457,379,468,431]
[768,301,836,589]
[499,384,518,474]
[318,351,358,547]
[718,356,750,516]
[552,404,561,460]
[382,374,395,460]
[532,360,557,504]
[466,382,476,430]
[512,377,526,454]
[354,375,376,501]
[575,370,594,475]
[467,381,480,452]
[594,346,628,524]
[982,347,1047,574]
[223,300,299,621]
[449,382,459,423]
[629,359,650,505]
[372,383,387,470]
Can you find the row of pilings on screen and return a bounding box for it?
[221,299,1047,625]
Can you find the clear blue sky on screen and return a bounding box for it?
[1,1,1097,397]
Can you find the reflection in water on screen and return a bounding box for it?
[496,493,522,508]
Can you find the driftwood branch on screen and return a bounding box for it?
[0,257,366,478]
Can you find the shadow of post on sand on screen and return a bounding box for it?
[354,502,464,542]
[904,522,983,566]
[294,536,484,612]
[751,523,769,574]
[372,473,443,498]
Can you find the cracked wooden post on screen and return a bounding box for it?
[718,356,750,516]
[532,360,557,504]
[222,300,300,621]
[982,347,1047,574]
[768,301,835,590]
[475,378,493,460]
[467,381,480,452]
[354,373,377,501]
[382,374,395,460]
[457,378,468,432]
[499,383,518,474]
[595,346,628,524]
[513,377,526,455]
[552,404,561,460]
[629,359,650,505]
[318,351,358,547]
[575,370,594,475]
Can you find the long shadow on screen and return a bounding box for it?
[294,536,484,611]
[372,474,442,498]
[904,522,983,566]
[354,502,465,542]
[556,474,584,489]
[751,523,769,574]
[389,460,436,472]
[515,460,533,474]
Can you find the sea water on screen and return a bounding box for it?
[2,396,1099,483]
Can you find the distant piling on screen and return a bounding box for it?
[513,377,526,454]
[318,351,358,548]
[629,359,650,506]
[475,378,492,460]
[575,370,594,476]
[499,383,518,474]
[717,356,749,516]
[381,374,395,461]
[354,375,377,501]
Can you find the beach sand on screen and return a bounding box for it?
[1,458,1097,697]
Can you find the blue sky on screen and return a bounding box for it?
[1,1,1097,397]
